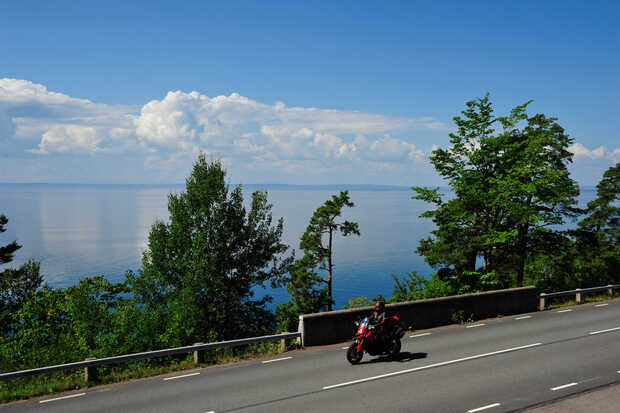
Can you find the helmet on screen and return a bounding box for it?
[374,300,385,312]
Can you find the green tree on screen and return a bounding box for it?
[299,191,360,311]
[0,214,43,334]
[414,94,579,290]
[275,254,332,332]
[573,163,619,286]
[129,154,293,346]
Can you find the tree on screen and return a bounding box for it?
[0,214,43,334]
[299,191,360,311]
[573,163,619,286]
[128,154,293,346]
[414,94,579,289]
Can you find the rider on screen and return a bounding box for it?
[370,300,386,327]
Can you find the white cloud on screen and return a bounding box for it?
[569,143,620,162]
[2,78,445,175]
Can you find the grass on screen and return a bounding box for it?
[0,340,297,404]
[545,291,618,310]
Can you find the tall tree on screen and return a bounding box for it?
[573,163,619,285]
[129,154,293,345]
[0,214,43,334]
[298,191,360,311]
[414,95,579,289]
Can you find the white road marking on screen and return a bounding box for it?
[163,372,200,381]
[557,309,573,313]
[467,402,501,412]
[410,333,431,338]
[342,346,349,349]
[262,356,293,364]
[589,326,620,335]
[204,411,215,413]
[515,316,532,320]
[39,393,86,403]
[322,342,542,390]
[551,382,578,391]
[595,303,609,307]
[466,323,486,328]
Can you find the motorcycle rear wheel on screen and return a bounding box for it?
[346,343,363,365]
[388,338,401,358]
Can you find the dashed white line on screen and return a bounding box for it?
[557,309,573,313]
[515,316,532,320]
[262,356,293,364]
[467,402,501,412]
[322,342,542,390]
[163,372,200,381]
[551,382,578,391]
[466,323,486,328]
[341,346,349,349]
[204,411,215,413]
[410,333,432,338]
[39,393,86,403]
[595,303,609,307]
[589,326,620,335]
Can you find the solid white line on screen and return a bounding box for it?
[516,316,532,320]
[466,323,486,328]
[557,309,573,313]
[262,356,293,364]
[204,411,215,413]
[39,393,86,403]
[322,342,542,390]
[163,372,200,381]
[410,333,431,338]
[467,402,501,412]
[551,382,578,391]
[589,326,620,335]
[595,303,609,307]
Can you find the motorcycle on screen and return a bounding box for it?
[346,315,405,364]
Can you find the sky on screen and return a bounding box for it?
[1,0,618,186]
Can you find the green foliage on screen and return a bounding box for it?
[342,296,375,309]
[129,154,293,346]
[1,214,44,335]
[275,254,332,332]
[298,190,360,311]
[413,94,579,290]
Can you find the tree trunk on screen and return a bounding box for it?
[328,227,333,311]
[516,224,528,287]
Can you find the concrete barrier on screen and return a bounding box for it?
[298,287,538,346]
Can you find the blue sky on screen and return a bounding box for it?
[1,0,618,185]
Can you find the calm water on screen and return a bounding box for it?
[0,184,596,308]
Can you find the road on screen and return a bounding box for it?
[3,299,619,413]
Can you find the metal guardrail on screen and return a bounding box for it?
[0,331,301,382]
[539,284,619,310]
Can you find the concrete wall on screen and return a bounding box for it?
[298,287,538,346]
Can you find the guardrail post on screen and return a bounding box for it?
[539,295,546,311]
[280,337,286,353]
[576,288,582,304]
[608,285,614,297]
[84,358,98,383]
[193,343,205,364]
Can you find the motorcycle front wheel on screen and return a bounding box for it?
[346,342,363,365]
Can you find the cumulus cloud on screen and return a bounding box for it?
[1,78,447,174]
[569,143,620,162]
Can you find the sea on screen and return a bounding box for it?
[0,183,597,309]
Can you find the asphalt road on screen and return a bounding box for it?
[3,299,619,413]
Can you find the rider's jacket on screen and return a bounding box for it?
[370,310,386,326]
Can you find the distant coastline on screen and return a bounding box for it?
[0,182,597,191]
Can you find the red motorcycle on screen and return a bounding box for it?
[346,315,405,364]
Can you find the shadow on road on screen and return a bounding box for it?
[358,351,427,365]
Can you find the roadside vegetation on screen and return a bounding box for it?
[1,95,617,403]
